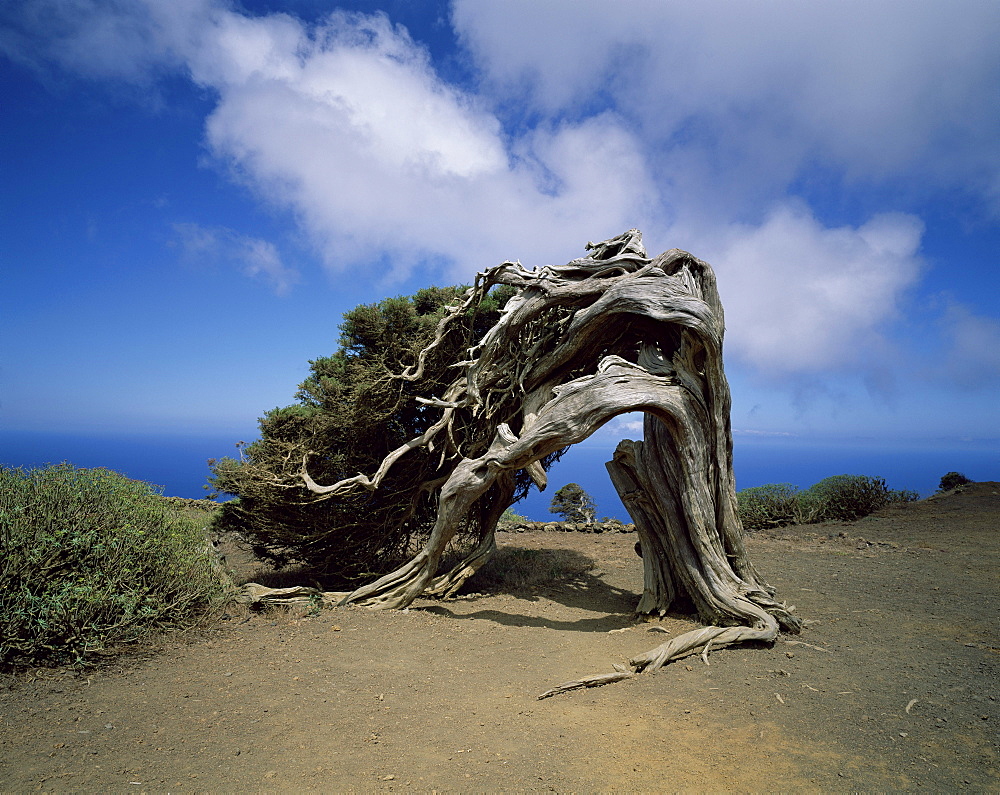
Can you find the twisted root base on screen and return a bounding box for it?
[337,552,436,610]
[236,533,498,611]
[538,612,781,700]
[424,533,497,599]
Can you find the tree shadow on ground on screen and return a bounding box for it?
[417,601,631,633]
[415,546,698,634]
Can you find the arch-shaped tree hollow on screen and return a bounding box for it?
[242,230,802,696]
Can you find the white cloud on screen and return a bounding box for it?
[938,303,1000,389]
[173,222,299,294]
[452,0,1000,213]
[2,1,660,276]
[3,0,988,388]
[195,10,660,278]
[706,203,924,373]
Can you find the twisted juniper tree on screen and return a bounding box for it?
[242,230,801,692]
[549,483,597,524]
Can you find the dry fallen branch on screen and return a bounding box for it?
[235,583,350,608]
[784,640,832,653]
[538,671,635,700]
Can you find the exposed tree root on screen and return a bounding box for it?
[338,551,436,609]
[425,532,497,598]
[538,614,783,699]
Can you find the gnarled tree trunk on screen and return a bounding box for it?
[244,230,802,694]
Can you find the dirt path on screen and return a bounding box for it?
[2,485,998,791]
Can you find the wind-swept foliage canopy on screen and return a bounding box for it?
[210,282,554,581]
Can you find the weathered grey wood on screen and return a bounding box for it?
[253,230,801,691]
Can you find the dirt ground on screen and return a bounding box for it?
[2,484,998,791]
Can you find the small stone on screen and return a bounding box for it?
[382,774,395,781]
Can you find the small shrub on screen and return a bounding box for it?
[938,471,973,492]
[0,463,226,669]
[889,488,920,504]
[498,507,529,530]
[738,474,920,530]
[804,474,894,521]
[737,483,799,530]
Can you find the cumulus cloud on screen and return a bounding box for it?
[705,203,924,373]
[3,0,987,386]
[452,0,1000,213]
[195,11,660,277]
[937,302,1000,389]
[173,222,299,294]
[2,1,661,276]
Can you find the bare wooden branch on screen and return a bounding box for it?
[267,230,803,690]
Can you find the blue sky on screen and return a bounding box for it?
[2,0,999,503]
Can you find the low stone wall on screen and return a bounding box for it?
[498,520,635,534]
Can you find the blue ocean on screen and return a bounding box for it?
[3,429,996,521]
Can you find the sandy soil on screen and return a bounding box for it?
[2,484,998,791]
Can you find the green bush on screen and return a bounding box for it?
[0,463,226,669]
[498,507,529,529]
[738,474,919,530]
[938,471,973,492]
[804,474,895,521]
[736,483,799,530]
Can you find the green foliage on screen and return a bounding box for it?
[938,471,973,492]
[735,483,800,530]
[0,464,225,670]
[210,283,552,582]
[804,474,897,521]
[498,507,529,528]
[549,483,597,524]
[737,474,919,530]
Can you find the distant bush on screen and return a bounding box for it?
[498,507,530,529]
[738,474,919,530]
[805,475,894,521]
[0,464,227,670]
[736,483,799,530]
[938,471,973,492]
